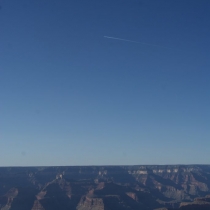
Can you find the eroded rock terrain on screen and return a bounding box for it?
[0,165,210,210]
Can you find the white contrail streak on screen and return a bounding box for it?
[104,36,176,50]
[104,36,141,44]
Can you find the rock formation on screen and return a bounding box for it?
[0,165,210,210]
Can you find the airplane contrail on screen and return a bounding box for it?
[104,36,176,50]
[104,36,142,44]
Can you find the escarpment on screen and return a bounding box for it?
[0,165,210,210]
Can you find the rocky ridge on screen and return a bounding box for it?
[0,165,210,210]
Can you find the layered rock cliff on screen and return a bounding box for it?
[0,165,210,210]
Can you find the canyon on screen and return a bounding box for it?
[0,165,210,210]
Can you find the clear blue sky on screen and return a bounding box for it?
[0,0,210,166]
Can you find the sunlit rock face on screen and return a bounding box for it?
[159,195,210,210]
[0,165,210,210]
[77,196,104,210]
